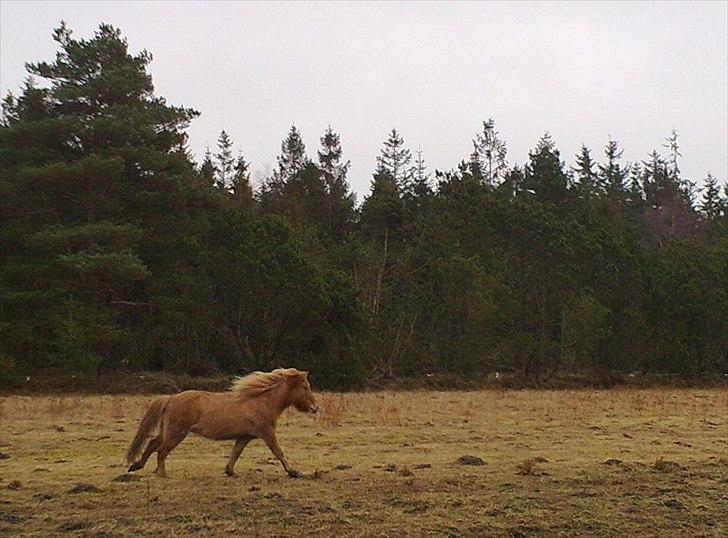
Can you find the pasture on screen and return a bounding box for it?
[1,388,726,537]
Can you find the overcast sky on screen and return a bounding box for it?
[1,1,726,199]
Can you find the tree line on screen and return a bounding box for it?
[1,24,726,388]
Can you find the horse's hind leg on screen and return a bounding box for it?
[128,435,162,472]
[225,436,252,477]
[154,425,188,478]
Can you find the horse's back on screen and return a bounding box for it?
[166,390,222,425]
[167,390,254,439]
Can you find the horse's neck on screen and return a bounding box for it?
[263,380,292,418]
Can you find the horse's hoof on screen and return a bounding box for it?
[287,469,302,478]
[127,462,143,473]
[224,470,237,477]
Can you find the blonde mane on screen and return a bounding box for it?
[229,368,300,399]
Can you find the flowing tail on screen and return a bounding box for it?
[126,396,171,464]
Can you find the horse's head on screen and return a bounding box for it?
[289,370,318,414]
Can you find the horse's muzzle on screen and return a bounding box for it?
[309,405,319,414]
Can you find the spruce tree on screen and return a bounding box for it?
[467,147,484,182]
[276,124,308,184]
[700,174,722,221]
[626,162,645,210]
[598,138,628,199]
[573,145,599,197]
[360,169,405,240]
[470,118,508,186]
[408,148,432,199]
[231,154,254,209]
[522,133,569,204]
[376,128,412,190]
[261,124,309,208]
[215,130,234,192]
[318,126,354,236]
[661,129,696,204]
[662,129,682,180]
[200,148,217,187]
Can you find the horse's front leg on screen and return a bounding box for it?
[261,428,301,478]
[225,436,252,477]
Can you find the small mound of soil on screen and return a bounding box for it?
[663,498,685,510]
[653,459,682,473]
[68,483,100,494]
[516,458,545,475]
[414,463,431,469]
[384,464,398,472]
[456,455,485,466]
[112,473,140,483]
[334,464,352,470]
[0,453,10,460]
[603,458,623,466]
[398,466,413,477]
[6,480,21,490]
[58,521,88,532]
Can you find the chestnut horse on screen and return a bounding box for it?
[126,368,318,478]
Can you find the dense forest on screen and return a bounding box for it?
[1,24,726,388]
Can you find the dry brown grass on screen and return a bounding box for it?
[0,388,726,536]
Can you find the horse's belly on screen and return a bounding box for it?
[190,416,253,440]
[190,422,230,440]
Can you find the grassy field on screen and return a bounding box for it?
[1,388,726,537]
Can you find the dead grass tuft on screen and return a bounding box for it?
[318,394,347,428]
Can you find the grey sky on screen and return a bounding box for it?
[1,1,726,199]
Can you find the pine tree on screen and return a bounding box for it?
[0,22,200,374]
[376,128,412,190]
[231,154,254,209]
[598,138,628,199]
[199,148,217,187]
[573,145,599,197]
[470,118,508,186]
[215,130,234,191]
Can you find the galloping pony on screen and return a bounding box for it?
[126,368,318,478]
